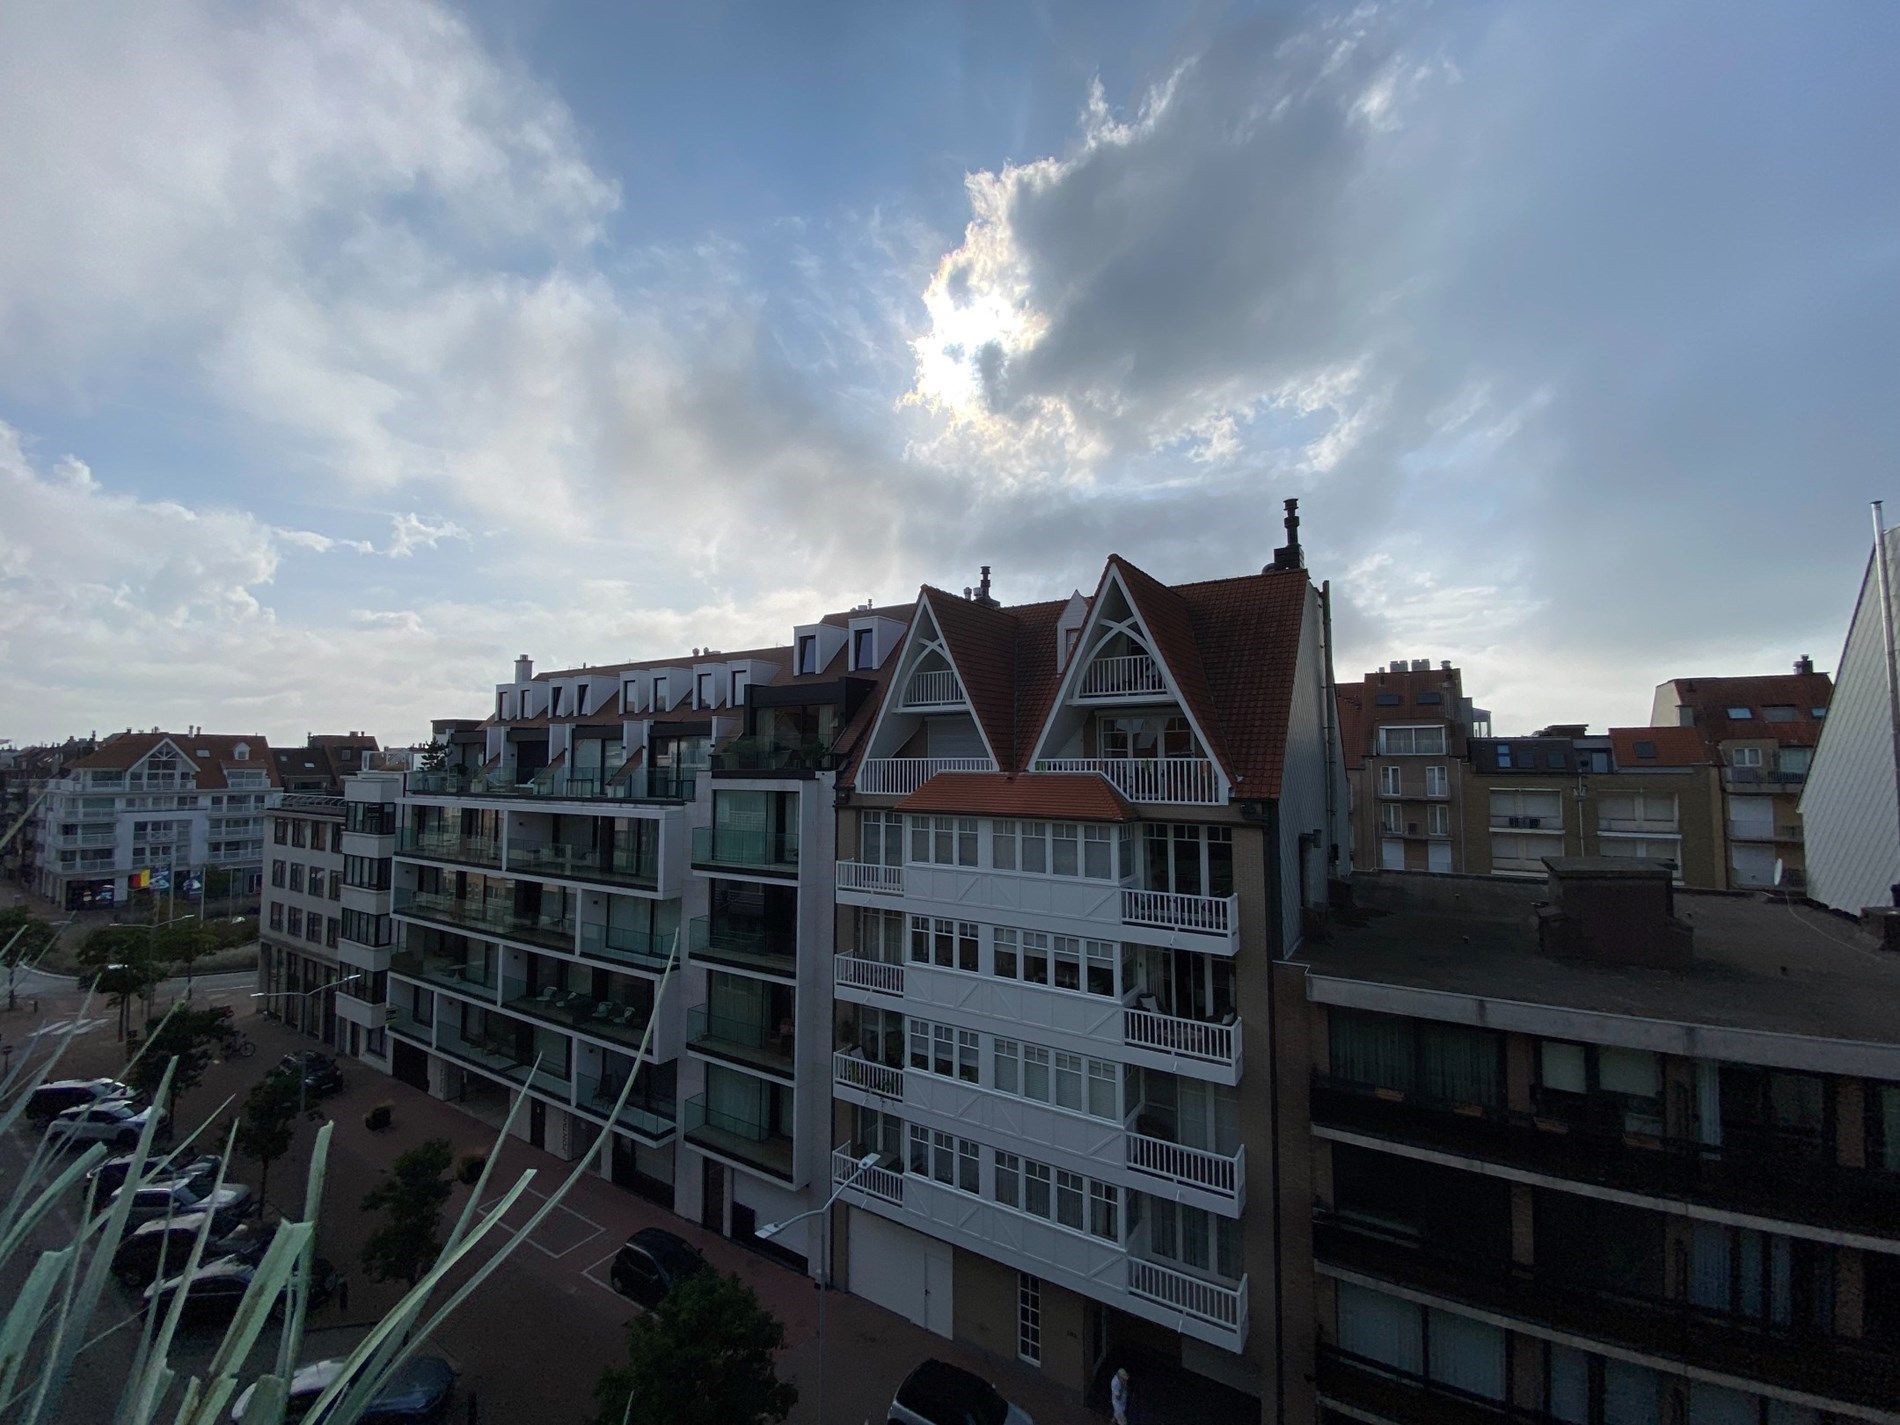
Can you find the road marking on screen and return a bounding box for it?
[475,1182,605,1260]
[25,1016,106,1041]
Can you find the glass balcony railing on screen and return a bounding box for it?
[394,827,502,868]
[578,922,677,974]
[389,949,495,996]
[682,1094,794,1179]
[507,838,657,888]
[690,823,800,873]
[710,737,837,775]
[575,1074,677,1139]
[500,978,650,1048]
[391,889,575,952]
[387,1004,429,1042]
[408,767,697,803]
[435,1023,572,1096]
[686,1005,795,1075]
[688,916,797,977]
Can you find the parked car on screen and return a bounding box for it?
[230,1355,456,1423]
[88,1151,222,1201]
[143,1253,340,1326]
[272,1051,344,1098]
[45,1099,165,1150]
[889,1360,1033,1425]
[113,1173,252,1228]
[25,1078,133,1125]
[608,1227,708,1307]
[112,1212,270,1287]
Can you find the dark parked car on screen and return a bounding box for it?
[888,1360,1034,1425]
[112,1212,271,1287]
[272,1052,344,1098]
[25,1078,133,1125]
[114,1174,253,1229]
[230,1355,456,1423]
[608,1227,707,1307]
[88,1152,223,1202]
[143,1253,340,1325]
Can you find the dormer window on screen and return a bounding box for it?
[696,671,714,708]
[797,635,818,675]
[652,676,668,710]
[732,669,749,706]
[233,743,249,760]
[852,627,874,670]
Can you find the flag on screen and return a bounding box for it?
[182,874,204,896]
[151,870,172,893]
[129,869,152,891]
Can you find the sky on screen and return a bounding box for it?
[1,1,1895,748]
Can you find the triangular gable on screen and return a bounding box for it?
[852,590,1005,776]
[1026,557,1236,792]
[920,588,1022,769]
[138,737,199,774]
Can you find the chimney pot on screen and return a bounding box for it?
[1268,497,1305,572]
[1794,654,1814,675]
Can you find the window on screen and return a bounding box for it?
[308,868,325,898]
[1762,706,1798,723]
[273,820,288,845]
[731,669,748,706]
[1727,707,1754,719]
[326,917,339,949]
[695,671,713,708]
[1688,1222,1833,1332]
[1099,714,1194,759]
[852,627,874,670]
[288,865,304,893]
[1377,725,1448,756]
[1535,1039,1663,1134]
[651,675,668,710]
[1425,765,1449,798]
[1329,1008,1503,1107]
[309,823,326,853]
[1148,1197,1242,1278]
[1426,804,1450,837]
[909,917,978,973]
[993,1035,1118,1121]
[908,1126,979,1195]
[1379,766,1402,797]
[268,904,284,931]
[909,816,977,867]
[1779,747,1812,776]
[909,1020,979,1084]
[343,854,390,890]
[1380,804,1403,834]
[286,907,302,937]
[1731,745,1763,769]
[1336,1283,1507,1404]
[994,820,1115,880]
[1017,1274,1042,1365]
[270,860,286,888]
[290,820,306,848]
[857,907,905,964]
[345,802,394,836]
[860,810,904,868]
[340,909,392,947]
[796,635,818,675]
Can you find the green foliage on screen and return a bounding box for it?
[418,741,448,772]
[235,1071,301,1208]
[0,908,56,964]
[359,1138,454,1287]
[455,1153,485,1186]
[126,1005,237,1108]
[593,1270,796,1425]
[365,1102,393,1132]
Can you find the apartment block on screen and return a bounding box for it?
[1652,664,1834,889]
[29,729,280,909]
[826,528,1347,1409]
[258,794,348,1045]
[1284,861,1900,1425]
[271,732,381,793]
[1337,661,1489,874]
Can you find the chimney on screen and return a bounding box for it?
[972,565,999,608]
[1269,498,1305,571]
[514,654,533,682]
[1536,858,1692,967]
[1409,658,1429,672]
[1794,654,1814,675]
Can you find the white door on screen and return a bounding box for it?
[1730,842,1778,887]
[1427,841,1452,874]
[847,1208,953,1337]
[1380,838,1404,870]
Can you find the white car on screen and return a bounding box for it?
[889,1360,1033,1425]
[25,1078,134,1124]
[45,1099,165,1151]
[114,1175,252,1228]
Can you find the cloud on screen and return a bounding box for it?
[385,512,468,557]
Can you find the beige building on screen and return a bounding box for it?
[1336,661,1488,875]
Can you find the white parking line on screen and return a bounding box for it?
[476,1182,606,1261]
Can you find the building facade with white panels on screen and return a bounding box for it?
[258,794,347,1046]
[827,522,1350,1409]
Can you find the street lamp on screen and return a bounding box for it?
[757,1149,881,1425]
[250,974,362,1117]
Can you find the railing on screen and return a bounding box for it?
[1489,814,1561,831]
[502,978,649,1045]
[691,823,799,872]
[900,669,965,708]
[832,1148,905,1204]
[1079,654,1166,698]
[1126,1258,1246,1333]
[1316,1346,1549,1424]
[578,922,676,974]
[833,1051,904,1099]
[855,758,996,797]
[1123,1008,1238,1067]
[391,888,575,950]
[682,1094,795,1177]
[508,837,656,886]
[711,737,836,774]
[1036,757,1221,805]
[688,916,797,976]
[408,766,698,803]
[1597,818,1679,835]
[394,828,502,866]
[834,955,904,995]
[835,861,906,896]
[686,1006,795,1070]
[1127,1133,1244,1201]
[390,950,494,995]
[1121,888,1235,937]
[1725,767,1808,787]
[575,1074,676,1139]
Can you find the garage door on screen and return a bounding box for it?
[848,1208,952,1338]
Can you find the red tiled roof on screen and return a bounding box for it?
[897,772,1135,822]
[72,732,281,789]
[1609,726,1715,768]
[1658,672,1833,746]
[920,587,1030,768]
[1106,557,1234,786]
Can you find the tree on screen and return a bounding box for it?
[75,926,167,1041]
[127,1005,237,1113]
[360,1138,454,1287]
[0,908,56,1009]
[418,740,448,772]
[155,919,216,994]
[235,1070,300,1209]
[593,1270,796,1425]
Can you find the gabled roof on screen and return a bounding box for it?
[1103,556,1234,785]
[1608,726,1715,769]
[919,587,1022,768]
[897,771,1136,822]
[1654,672,1834,747]
[72,732,281,790]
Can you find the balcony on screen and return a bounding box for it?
[831,1147,905,1205]
[1313,1217,1900,1414]
[1125,1131,1245,1206]
[389,949,495,998]
[1488,814,1561,831]
[690,824,799,876]
[1121,888,1235,938]
[387,1004,429,1043]
[407,767,697,803]
[1122,1006,1239,1074]
[834,954,904,997]
[685,1006,796,1079]
[501,978,650,1049]
[1310,1075,1900,1247]
[1728,821,1804,843]
[1035,757,1221,805]
[1723,767,1808,789]
[835,861,905,896]
[833,1050,903,1100]
[573,1073,676,1141]
[711,737,836,776]
[688,916,796,978]
[1315,1347,1548,1425]
[435,1022,573,1097]
[682,1094,795,1180]
[1126,1257,1248,1339]
[1078,654,1166,699]
[391,888,576,953]
[578,922,676,975]
[856,758,997,797]
[394,828,502,869]
[507,837,656,889]
[899,668,966,710]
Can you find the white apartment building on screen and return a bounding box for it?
[31,730,279,910]
[258,794,348,1046]
[828,529,1348,1409]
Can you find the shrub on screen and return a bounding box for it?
[456,1153,486,1185]
[366,1102,394,1132]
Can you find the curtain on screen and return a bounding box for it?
[1336,1283,1423,1375]
[707,1065,763,1132]
[1331,1010,1412,1092]
[1689,1221,1732,1311]
[1426,1309,1505,1401]
[1420,1023,1500,1107]
[1545,1344,1589,1424]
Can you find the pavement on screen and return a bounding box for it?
[0,976,1113,1425]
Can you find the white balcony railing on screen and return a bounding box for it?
[1123,1008,1238,1068]
[1126,1258,1247,1333]
[900,669,966,709]
[835,955,905,996]
[831,1148,905,1204]
[1079,654,1166,698]
[1037,757,1221,805]
[833,1051,904,1100]
[1127,1133,1245,1202]
[836,861,907,896]
[1121,888,1235,937]
[855,757,997,797]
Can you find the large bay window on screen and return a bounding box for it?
[1377,725,1447,756]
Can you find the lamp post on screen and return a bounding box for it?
[757,1149,881,1425]
[249,974,361,1117]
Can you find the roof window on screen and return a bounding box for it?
[1725,707,1753,719]
[1632,739,1657,759]
[1374,692,1401,707]
[1415,691,1442,705]
[1762,706,1798,722]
